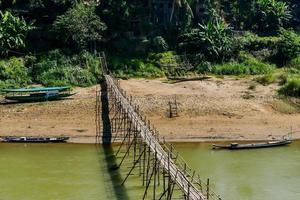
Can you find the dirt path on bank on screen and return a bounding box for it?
[0,77,299,143]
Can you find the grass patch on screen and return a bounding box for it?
[148,51,178,68]
[279,77,300,97]
[108,53,170,78]
[110,57,164,79]
[270,99,300,114]
[255,73,277,85]
[196,53,275,75]
[248,82,258,90]
[211,60,274,75]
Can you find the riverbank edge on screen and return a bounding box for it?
[1,135,297,144]
[0,135,300,144]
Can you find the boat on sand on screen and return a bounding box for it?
[0,87,75,103]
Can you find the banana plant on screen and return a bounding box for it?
[198,15,234,59]
[252,0,291,33]
[0,10,33,55]
[179,10,238,62]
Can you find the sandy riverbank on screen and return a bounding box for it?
[1,77,300,143]
[0,86,98,143]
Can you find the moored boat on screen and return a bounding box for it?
[212,139,292,150]
[2,136,69,143]
[1,87,75,103]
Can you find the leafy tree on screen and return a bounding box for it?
[170,0,194,32]
[179,12,239,62]
[27,0,75,22]
[53,2,106,51]
[275,29,300,66]
[251,0,291,34]
[98,0,130,38]
[0,10,33,56]
[218,0,253,30]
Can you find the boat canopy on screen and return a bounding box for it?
[0,86,70,93]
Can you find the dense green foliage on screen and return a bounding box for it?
[0,57,31,88]
[251,0,291,34]
[274,29,300,65]
[0,0,299,98]
[0,11,33,55]
[279,78,300,97]
[34,50,101,87]
[108,52,178,78]
[151,36,169,53]
[179,15,238,62]
[196,53,275,75]
[53,2,106,51]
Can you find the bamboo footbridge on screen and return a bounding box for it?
[96,53,222,200]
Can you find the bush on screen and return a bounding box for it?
[37,66,96,87]
[199,54,275,75]
[109,56,164,78]
[250,0,291,34]
[128,62,163,78]
[277,68,300,85]
[53,2,106,51]
[241,32,279,51]
[241,30,300,66]
[279,78,300,97]
[0,10,34,55]
[179,16,240,62]
[0,57,31,88]
[148,51,178,68]
[256,73,276,85]
[290,56,300,69]
[274,29,300,66]
[34,50,101,87]
[150,36,169,53]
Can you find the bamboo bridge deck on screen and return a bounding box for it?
[96,53,221,200]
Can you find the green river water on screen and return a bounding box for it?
[0,142,299,200]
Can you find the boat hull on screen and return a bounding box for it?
[213,140,292,150]
[2,137,69,143]
[5,93,75,102]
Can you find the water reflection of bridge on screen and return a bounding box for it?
[96,53,221,200]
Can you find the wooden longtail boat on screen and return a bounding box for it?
[212,139,292,150]
[2,136,69,143]
[0,87,75,102]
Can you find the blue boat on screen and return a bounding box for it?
[1,87,75,102]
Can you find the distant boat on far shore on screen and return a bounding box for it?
[213,139,292,150]
[1,136,69,143]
